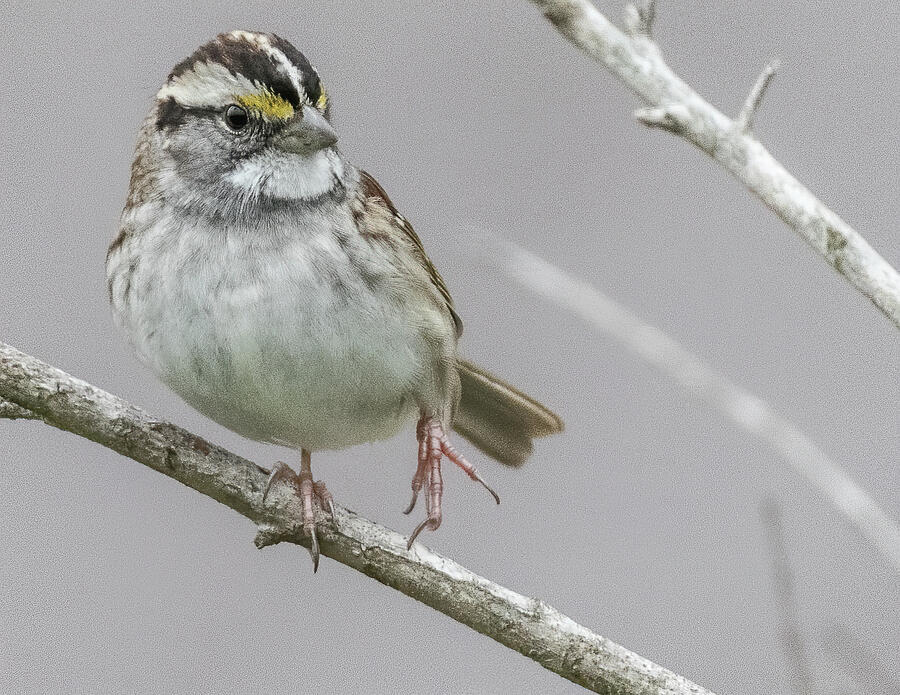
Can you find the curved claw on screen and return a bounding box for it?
[472,471,501,505]
[440,440,500,505]
[313,480,336,521]
[403,490,419,515]
[306,525,320,573]
[262,461,294,504]
[407,518,434,550]
[404,433,429,515]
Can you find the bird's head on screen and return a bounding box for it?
[141,31,343,211]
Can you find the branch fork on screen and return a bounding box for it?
[634,103,690,133]
[0,397,38,420]
[735,59,781,133]
[623,0,656,37]
[529,0,900,328]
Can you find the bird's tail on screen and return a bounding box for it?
[452,359,563,467]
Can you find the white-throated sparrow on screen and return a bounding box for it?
[106,31,562,568]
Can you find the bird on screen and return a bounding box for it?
[106,30,563,570]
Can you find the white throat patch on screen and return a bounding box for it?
[227,148,344,201]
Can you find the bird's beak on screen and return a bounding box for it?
[275,106,338,155]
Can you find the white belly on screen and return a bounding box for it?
[163,293,422,450]
[110,215,448,451]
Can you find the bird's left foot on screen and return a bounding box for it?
[263,452,334,572]
[403,415,500,549]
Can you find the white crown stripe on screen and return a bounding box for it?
[157,34,309,109]
[157,60,261,108]
[226,31,307,103]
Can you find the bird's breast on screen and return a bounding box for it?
[108,209,451,450]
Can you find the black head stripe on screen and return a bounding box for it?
[167,32,321,108]
[156,96,185,130]
[268,33,322,106]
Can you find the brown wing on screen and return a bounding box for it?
[358,170,463,337]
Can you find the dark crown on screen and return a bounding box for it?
[166,31,324,109]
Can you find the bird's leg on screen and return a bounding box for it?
[405,415,500,549]
[262,450,334,572]
[403,418,431,514]
[297,449,320,569]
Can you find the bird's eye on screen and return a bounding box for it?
[224,105,249,130]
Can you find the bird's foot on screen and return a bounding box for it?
[403,415,500,549]
[263,455,335,572]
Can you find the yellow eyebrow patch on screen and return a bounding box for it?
[316,87,328,111]
[236,90,294,120]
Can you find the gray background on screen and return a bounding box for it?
[1,1,897,693]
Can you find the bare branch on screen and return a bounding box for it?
[526,0,900,328]
[0,339,715,695]
[735,59,781,133]
[483,239,900,574]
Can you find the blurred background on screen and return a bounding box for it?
[1,1,897,692]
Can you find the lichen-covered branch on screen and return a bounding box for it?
[0,340,714,695]
[0,397,39,420]
[526,0,900,328]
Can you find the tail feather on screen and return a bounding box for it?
[452,359,563,467]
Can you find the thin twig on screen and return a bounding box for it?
[526,0,900,328]
[736,60,781,133]
[623,0,656,37]
[760,500,815,695]
[0,340,715,695]
[482,239,900,574]
[820,623,900,694]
